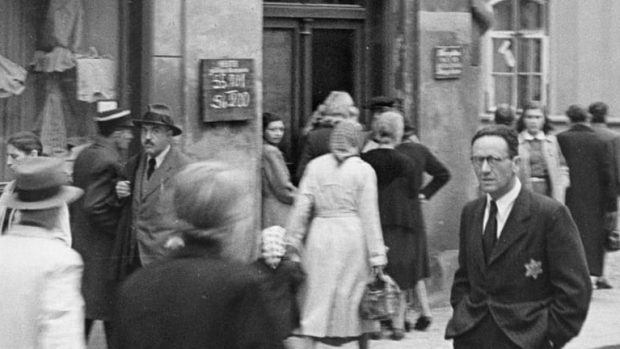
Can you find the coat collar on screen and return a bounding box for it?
[93,136,121,157]
[568,123,594,133]
[487,188,532,266]
[472,188,533,270]
[140,147,180,200]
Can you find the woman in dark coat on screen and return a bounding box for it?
[113,162,282,349]
[394,133,450,331]
[361,111,418,340]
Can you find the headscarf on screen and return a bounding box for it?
[371,111,404,148]
[261,225,286,269]
[329,119,364,162]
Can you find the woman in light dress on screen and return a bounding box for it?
[286,120,387,349]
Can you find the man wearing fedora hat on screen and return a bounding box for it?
[112,103,192,280]
[71,108,134,345]
[0,157,86,349]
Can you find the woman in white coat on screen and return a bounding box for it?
[286,120,387,348]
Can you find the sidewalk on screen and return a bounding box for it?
[88,252,620,349]
[371,251,620,349]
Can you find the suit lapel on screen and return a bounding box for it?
[142,149,177,200]
[488,189,531,265]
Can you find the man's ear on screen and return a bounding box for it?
[28,149,39,157]
[512,155,522,172]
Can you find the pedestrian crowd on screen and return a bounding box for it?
[0,94,618,349]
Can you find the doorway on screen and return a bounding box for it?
[263,3,366,170]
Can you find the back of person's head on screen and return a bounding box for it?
[589,102,608,124]
[329,119,364,161]
[494,104,515,126]
[318,91,355,118]
[261,225,286,268]
[566,104,590,123]
[471,125,519,158]
[173,162,246,242]
[371,111,404,146]
[7,131,43,156]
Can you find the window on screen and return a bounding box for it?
[483,0,548,111]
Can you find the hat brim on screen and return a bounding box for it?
[133,120,182,136]
[0,186,83,210]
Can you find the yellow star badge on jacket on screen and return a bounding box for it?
[525,259,543,279]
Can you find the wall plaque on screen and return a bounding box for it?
[201,59,254,122]
[434,46,463,80]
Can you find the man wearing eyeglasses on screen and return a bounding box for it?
[445,125,591,349]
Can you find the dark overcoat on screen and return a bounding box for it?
[251,258,305,340]
[295,125,333,181]
[110,147,192,281]
[71,136,123,320]
[557,124,617,275]
[445,189,591,349]
[591,123,620,195]
[113,242,283,349]
[391,142,451,232]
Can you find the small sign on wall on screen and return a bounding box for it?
[200,59,254,122]
[434,46,463,80]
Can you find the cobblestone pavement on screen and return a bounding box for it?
[88,252,620,349]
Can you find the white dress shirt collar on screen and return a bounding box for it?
[522,131,546,141]
[147,144,171,170]
[483,178,522,237]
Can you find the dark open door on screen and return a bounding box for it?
[263,2,366,169]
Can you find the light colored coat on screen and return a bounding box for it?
[517,132,569,203]
[0,224,85,349]
[261,143,295,228]
[286,154,387,337]
[130,148,192,265]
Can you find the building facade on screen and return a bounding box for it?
[2,0,620,297]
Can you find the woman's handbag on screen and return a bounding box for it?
[606,229,620,252]
[360,268,401,321]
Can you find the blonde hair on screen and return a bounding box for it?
[372,111,404,146]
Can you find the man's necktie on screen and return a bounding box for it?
[147,158,156,180]
[483,200,498,264]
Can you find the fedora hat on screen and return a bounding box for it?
[364,96,403,112]
[133,104,182,136]
[94,108,134,129]
[0,157,83,210]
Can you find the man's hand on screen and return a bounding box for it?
[116,180,131,199]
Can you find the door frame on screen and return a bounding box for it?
[263,2,369,167]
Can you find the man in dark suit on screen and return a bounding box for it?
[112,104,192,281]
[557,105,617,290]
[71,108,134,345]
[445,125,591,349]
[589,101,620,289]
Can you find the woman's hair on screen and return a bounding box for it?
[7,131,43,155]
[371,111,404,146]
[173,162,246,242]
[262,112,283,132]
[516,101,553,134]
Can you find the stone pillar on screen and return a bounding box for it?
[145,0,263,262]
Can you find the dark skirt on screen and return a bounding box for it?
[382,226,430,290]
